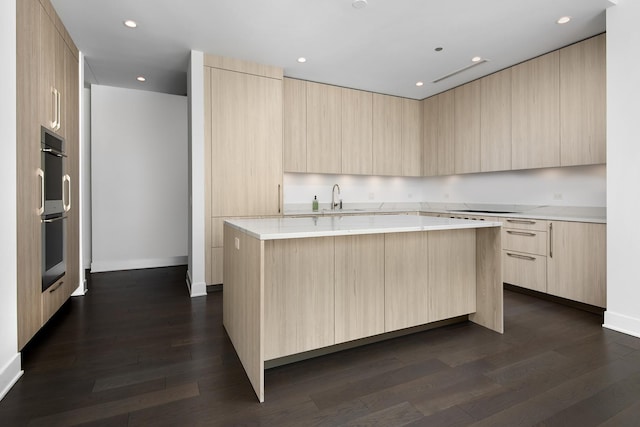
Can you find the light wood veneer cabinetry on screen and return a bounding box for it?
[283,78,422,177]
[480,68,512,172]
[502,218,549,294]
[17,0,80,349]
[560,34,606,166]
[547,221,606,307]
[204,56,283,285]
[454,80,481,174]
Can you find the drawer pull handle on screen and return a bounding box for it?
[506,252,536,261]
[49,281,64,293]
[507,219,536,225]
[506,230,536,237]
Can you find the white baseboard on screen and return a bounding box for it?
[0,353,23,401]
[91,256,188,273]
[186,269,207,298]
[603,310,640,339]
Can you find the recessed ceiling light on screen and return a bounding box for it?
[435,47,443,52]
[297,57,307,63]
[136,76,146,82]
[416,81,424,87]
[557,16,571,24]
[352,0,368,9]
[124,20,138,28]
[472,56,482,63]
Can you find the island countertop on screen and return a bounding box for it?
[224,214,502,240]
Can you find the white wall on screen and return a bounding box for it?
[187,51,207,297]
[604,0,640,338]
[91,85,188,272]
[0,0,23,400]
[284,164,606,208]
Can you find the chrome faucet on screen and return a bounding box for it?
[331,184,341,210]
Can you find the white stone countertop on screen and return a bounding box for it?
[283,202,606,224]
[225,214,502,240]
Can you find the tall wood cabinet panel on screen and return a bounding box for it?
[335,234,384,343]
[264,237,335,360]
[206,59,283,284]
[209,68,283,217]
[17,0,43,349]
[17,0,80,349]
[511,51,560,170]
[384,232,430,331]
[373,94,403,176]
[422,96,439,176]
[454,80,481,174]
[402,99,423,176]
[560,34,606,166]
[480,68,512,172]
[283,78,307,172]
[547,221,606,307]
[341,88,373,175]
[306,82,342,174]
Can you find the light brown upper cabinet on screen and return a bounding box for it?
[307,81,342,174]
[511,51,560,170]
[342,88,373,175]
[422,95,439,176]
[480,68,512,172]
[454,80,481,174]
[560,33,606,166]
[209,67,283,217]
[283,78,307,173]
[373,93,403,176]
[422,91,455,176]
[402,98,423,177]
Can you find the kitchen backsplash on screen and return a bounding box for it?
[284,164,606,207]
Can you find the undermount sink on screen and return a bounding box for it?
[322,208,368,213]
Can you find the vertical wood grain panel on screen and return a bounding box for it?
[264,237,335,359]
[283,78,307,172]
[335,234,384,343]
[422,96,438,176]
[454,80,481,174]
[342,88,373,175]
[428,229,476,322]
[547,221,606,307]
[385,232,429,331]
[512,51,560,169]
[402,98,423,176]
[204,67,212,285]
[470,226,504,333]
[307,82,342,173]
[223,225,265,402]
[373,94,403,176]
[481,68,512,172]
[437,91,455,175]
[560,34,606,166]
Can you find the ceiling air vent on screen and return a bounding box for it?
[432,59,489,83]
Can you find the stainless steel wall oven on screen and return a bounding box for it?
[40,127,69,291]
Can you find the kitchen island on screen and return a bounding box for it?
[223,215,503,402]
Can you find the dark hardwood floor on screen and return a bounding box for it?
[2,266,640,426]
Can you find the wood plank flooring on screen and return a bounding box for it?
[1,266,640,426]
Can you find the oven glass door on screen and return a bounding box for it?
[42,214,66,291]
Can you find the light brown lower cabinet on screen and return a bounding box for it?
[547,221,606,307]
[335,234,385,344]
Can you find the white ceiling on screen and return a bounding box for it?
[51,0,615,99]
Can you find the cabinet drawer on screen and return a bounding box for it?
[503,251,547,293]
[42,276,72,324]
[503,229,547,256]
[503,218,548,231]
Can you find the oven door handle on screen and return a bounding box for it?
[41,147,67,158]
[37,168,45,215]
[63,174,71,212]
[42,215,68,223]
